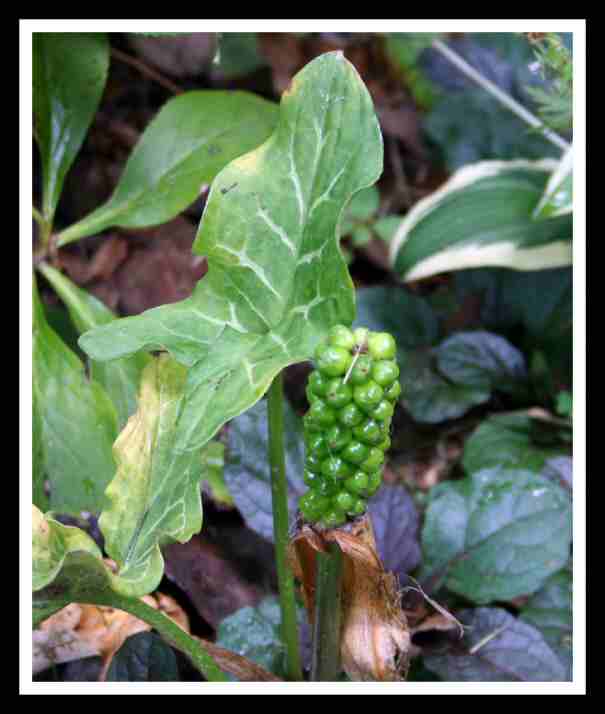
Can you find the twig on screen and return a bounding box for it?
[431,39,570,153]
[110,47,184,95]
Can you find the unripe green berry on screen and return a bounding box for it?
[328,325,356,351]
[300,491,331,521]
[306,433,329,457]
[321,456,353,480]
[334,491,355,513]
[353,419,384,445]
[325,424,352,452]
[307,400,337,427]
[353,327,369,348]
[372,360,400,386]
[372,399,394,422]
[315,345,352,377]
[340,440,370,465]
[349,355,373,385]
[324,379,353,409]
[377,435,391,452]
[385,381,401,402]
[367,332,396,360]
[338,402,365,427]
[322,509,347,528]
[353,381,384,413]
[306,452,323,473]
[344,471,369,496]
[308,370,330,397]
[348,497,367,516]
[360,447,384,473]
[367,470,382,496]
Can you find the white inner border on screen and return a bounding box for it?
[21,19,586,696]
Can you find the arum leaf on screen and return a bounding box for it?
[58,91,279,245]
[33,277,118,515]
[389,160,572,282]
[79,52,383,454]
[33,390,48,511]
[533,146,573,218]
[99,354,204,597]
[38,264,150,428]
[421,467,571,603]
[32,505,101,594]
[33,33,109,223]
[424,607,567,681]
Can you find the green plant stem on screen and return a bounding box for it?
[431,39,570,153]
[32,206,45,226]
[310,542,344,681]
[102,593,229,682]
[267,372,303,681]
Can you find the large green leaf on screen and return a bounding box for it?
[79,52,383,454]
[33,277,118,515]
[99,354,204,596]
[389,160,572,282]
[462,413,570,477]
[57,91,279,245]
[424,607,568,681]
[33,33,109,223]
[38,264,150,427]
[420,467,571,603]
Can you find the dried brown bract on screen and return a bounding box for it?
[288,513,411,681]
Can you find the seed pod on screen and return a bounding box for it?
[298,325,401,527]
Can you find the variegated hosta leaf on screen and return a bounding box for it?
[533,147,573,218]
[389,159,572,282]
[38,263,150,428]
[80,52,383,453]
[99,354,204,596]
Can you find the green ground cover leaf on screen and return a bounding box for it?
[80,52,383,455]
[421,467,571,603]
[58,91,279,245]
[462,413,570,475]
[33,33,109,224]
[106,632,180,681]
[224,398,305,542]
[99,354,205,596]
[215,598,289,678]
[38,264,150,427]
[424,607,567,681]
[33,277,118,515]
[520,567,572,679]
[434,330,527,393]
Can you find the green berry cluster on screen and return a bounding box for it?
[299,325,401,528]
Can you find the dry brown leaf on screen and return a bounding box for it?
[289,514,412,682]
[33,587,189,680]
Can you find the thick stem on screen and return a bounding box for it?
[267,373,303,681]
[106,593,228,682]
[310,541,344,681]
